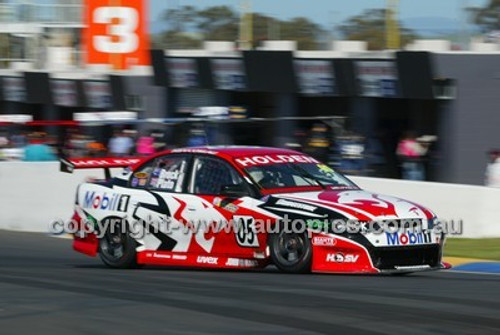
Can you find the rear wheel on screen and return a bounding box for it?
[269,227,312,274]
[99,218,139,269]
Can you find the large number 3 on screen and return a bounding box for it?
[93,6,139,54]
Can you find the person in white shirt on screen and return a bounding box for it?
[108,131,134,157]
[485,150,500,187]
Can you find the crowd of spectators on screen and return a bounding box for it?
[0,128,167,162]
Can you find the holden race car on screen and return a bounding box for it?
[61,146,450,274]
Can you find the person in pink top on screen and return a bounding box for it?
[136,133,156,156]
[396,131,428,181]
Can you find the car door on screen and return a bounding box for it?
[186,155,279,258]
[123,153,195,253]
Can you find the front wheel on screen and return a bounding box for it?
[269,228,312,274]
[99,217,140,269]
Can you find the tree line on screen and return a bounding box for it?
[154,1,500,51]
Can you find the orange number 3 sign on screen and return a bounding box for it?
[84,0,150,70]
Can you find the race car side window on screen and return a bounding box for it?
[147,155,189,193]
[189,156,248,195]
[129,154,189,192]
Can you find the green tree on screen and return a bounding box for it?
[153,31,202,50]
[470,0,500,32]
[252,14,323,50]
[161,5,198,32]
[339,9,418,50]
[155,5,324,50]
[197,6,239,41]
[157,5,201,49]
[280,17,324,50]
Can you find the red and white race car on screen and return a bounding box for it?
[62,146,449,274]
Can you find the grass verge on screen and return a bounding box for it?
[444,238,500,261]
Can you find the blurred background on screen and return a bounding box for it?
[0,0,499,186]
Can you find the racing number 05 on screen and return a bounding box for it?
[234,215,259,248]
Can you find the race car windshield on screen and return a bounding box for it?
[245,163,357,190]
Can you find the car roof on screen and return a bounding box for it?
[171,146,303,158]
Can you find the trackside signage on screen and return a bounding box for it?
[235,155,319,167]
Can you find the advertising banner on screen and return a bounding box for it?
[51,80,78,107]
[84,81,113,109]
[211,58,246,91]
[356,61,399,97]
[167,58,199,88]
[2,77,26,102]
[84,0,150,70]
[294,60,335,96]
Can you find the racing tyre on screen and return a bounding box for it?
[99,217,140,269]
[269,224,312,274]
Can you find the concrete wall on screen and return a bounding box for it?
[351,176,500,238]
[0,162,120,232]
[1,162,500,238]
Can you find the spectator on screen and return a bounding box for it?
[187,124,208,147]
[23,133,57,162]
[136,132,156,156]
[87,139,106,157]
[396,131,428,181]
[10,131,27,148]
[485,150,500,187]
[304,123,330,163]
[108,130,134,157]
[0,132,9,148]
[336,133,366,175]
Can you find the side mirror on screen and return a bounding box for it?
[220,184,248,198]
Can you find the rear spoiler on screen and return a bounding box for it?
[60,157,143,179]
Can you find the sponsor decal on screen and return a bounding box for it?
[131,178,139,187]
[312,236,337,246]
[386,231,432,246]
[306,219,329,229]
[326,253,359,263]
[71,158,141,167]
[171,148,217,155]
[225,258,259,267]
[83,191,130,212]
[134,172,148,179]
[276,199,316,212]
[233,215,259,247]
[173,254,187,260]
[197,256,218,265]
[156,169,180,190]
[235,154,319,167]
[223,203,239,213]
[153,252,171,259]
[226,258,240,266]
[213,197,222,207]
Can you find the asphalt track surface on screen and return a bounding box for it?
[1,231,500,335]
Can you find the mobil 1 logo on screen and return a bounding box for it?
[233,215,259,247]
